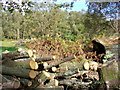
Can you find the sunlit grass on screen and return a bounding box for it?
[0,39,27,54]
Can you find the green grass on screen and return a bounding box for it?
[0,40,27,54]
[0,47,19,53]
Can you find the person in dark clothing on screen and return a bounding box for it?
[91,40,106,63]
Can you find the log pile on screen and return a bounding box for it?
[0,48,103,89]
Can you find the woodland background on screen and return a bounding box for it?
[1,1,119,41]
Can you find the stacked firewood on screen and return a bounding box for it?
[0,48,100,89]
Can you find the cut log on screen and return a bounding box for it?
[45,55,76,70]
[1,65,37,79]
[83,61,89,70]
[20,78,32,87]
[55,69,89,80]
[1,75,21,89]
[45,79,59,86]
[89,61,98,71]
[12,80,21,88]
[30,71,47,88]
[2,79,21,89]
[51,67,57,72]
[27,49,33,57]
[2,58,38,70]
[1,48,33,60]
[30,71,55,88]
[35,56,56,62]
[0,74,9,83]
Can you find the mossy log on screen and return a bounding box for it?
[1,66,37,79]
[45,55,76,70]
[1,48,33,60]
[2,58,38,70]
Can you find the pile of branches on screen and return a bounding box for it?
[27,38,85,60]
[0,48,101,89]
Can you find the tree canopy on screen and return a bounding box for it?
[1,0,118,41]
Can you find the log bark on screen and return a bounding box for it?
[45,55,76,70]
[1,48,33,60]
[2,58,38,70]
[35,56,56,62]
[1,66,37,79]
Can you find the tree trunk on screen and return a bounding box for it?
[17,28,20,40]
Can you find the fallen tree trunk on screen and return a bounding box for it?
[1,66,37,79]
[45,55,76,70]
[2,58,38,70]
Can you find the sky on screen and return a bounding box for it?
[55,0,88,12]
[70,1,88,11]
